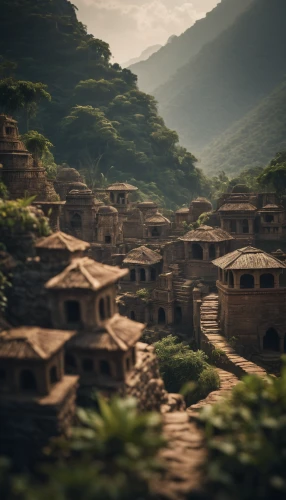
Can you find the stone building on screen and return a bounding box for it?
[180,225,234,281]
[137,200,158,217]
[175,197,213,228]
[54,167,84,200]
[120,246,163,292]
[0,326,78,461]
[212,246,286,354]
[62,185,98,242]
[96,205,123,245]
[0,115,58,202]
[107,182,138,215]
[144,211,171,239]
[217,201,257,246]
[123,208,145,240]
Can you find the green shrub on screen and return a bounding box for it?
[210,348,228,366]
[199,361,286,500]
[136,288,150,300]
[197,367,220,399]
[154,335,219,402]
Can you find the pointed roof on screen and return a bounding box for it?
[35,231,90,253]
[69,313,144,352]
[107,182,138,191]
[180,225,233,242]
[123,246,162,265]
[0,327,75,360]
[212,246,286,270]
[45,257,128,291]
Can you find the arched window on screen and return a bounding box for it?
[82,358,93,372]
[230,220,237,233]
[65,300,81,324]
[242,219,249,234]
[240,274,254,289]
[209,244,216,260]
[260,273,274,289]
[151,268,156,281]
[192,243,203,260]
[99,297,106,320]
[130,269,136,282]
[130,311,136,320]
[100,360,111,376]
[158,307,166,324]
[117,193,125,204]
[263,328,280,352]
[70,213,82,229]
[140,268,146,281]
[151,226,160,237]
[20,370,37,392]
[105,235,111,244]
[65,353,77,374]
[106,296,112,317]
[50,366,58,384]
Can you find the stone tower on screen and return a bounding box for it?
[0,115,57,201]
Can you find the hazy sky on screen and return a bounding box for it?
[73,0,220,64]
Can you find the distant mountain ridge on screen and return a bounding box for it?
[154,0,286,155]
[129,0,254,94]
[122,44,162,68]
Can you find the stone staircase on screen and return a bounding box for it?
[173,277,193,305]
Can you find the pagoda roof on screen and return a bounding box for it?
[123,246,162,265]
[212,246,286,270]
[35,231,90,253]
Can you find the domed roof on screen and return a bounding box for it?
[180,225,233,243]
[68,188,92,195]
[213,246,286,270]
[137,201,158,208]
[123,246,162,265]
[176,207,190,214]
[67,181,88,192]
[98,205,118,214]
[190,197,212,209]
[56,168,82,182]
[145,212,171,225]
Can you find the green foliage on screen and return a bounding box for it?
[0,397,164,500]
[197,211,211,226]
[258,151,286,195]
[0,0,204,208]
[0,269,11,313]
[199,361,286,500]
[154,335,219,402]
[21,130,57,179]
[136,288,151,301]
[210,348,228,366]
[0,181,8,200]
[0,198,51,237]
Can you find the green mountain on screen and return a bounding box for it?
[0,0,203,208]
[200,79,286,176]
[129,0,253,94]
[154,0,286,154]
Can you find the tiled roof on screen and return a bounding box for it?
[0,327,74,360]
[35,232,90,252]
[69,314,144,351]
[176,207,190,214]
[180,225,233,242]
[123,246,162,265]
[261,204,283,210]
[107,182,138,191]
[145,212,171,224]
[218,203,257,212]
[46,257,128,291]
[212,246,286,270]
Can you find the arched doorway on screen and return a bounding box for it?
[240,274,254,289]
[130,311,136,321]
[151,227,160,237]
[70,213,82,229]
[209,244,216,260]
[158,307,166,324]
[130,269,136,282]
[260,273,274,289]
[105,235,111,244]
[192,243,203,260]
[174,306,182,325]
[263,328,280,352]
[20,370,37,392]
[140,268,146,281]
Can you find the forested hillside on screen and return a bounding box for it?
[129,0,253,94]
[0,0,203,208]
[200,79,286,175]
[155,0,286,154]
